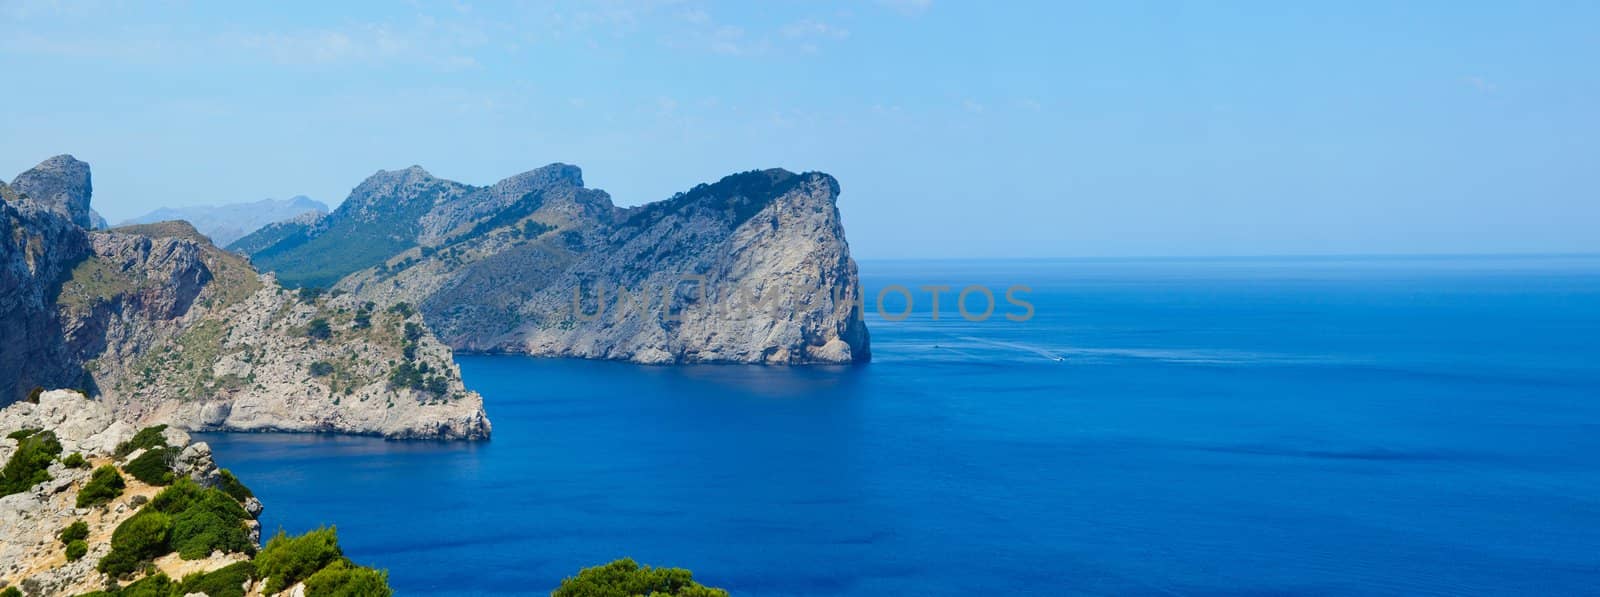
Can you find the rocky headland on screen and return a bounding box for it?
[233,165,871,365]
[2,155,488,440]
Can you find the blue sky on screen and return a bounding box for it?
[2,1,1596,258]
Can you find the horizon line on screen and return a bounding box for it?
[854,251,1600,262]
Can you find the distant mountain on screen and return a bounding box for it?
[121,195,328,247]
[234,163,870,365]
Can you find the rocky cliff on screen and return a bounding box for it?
[1,156,489,440]
[11,155,94,229]
[0,173,94,403]
[0,390,391,596]
[235,165,870,365]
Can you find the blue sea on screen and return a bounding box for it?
[199,256,1600,595]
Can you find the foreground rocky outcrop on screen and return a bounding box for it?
[2,156,489,439]
[0,390,390,596]
[234,165,870,365]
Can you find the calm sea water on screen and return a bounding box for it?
[199,256,1600,595]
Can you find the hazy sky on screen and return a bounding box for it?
[2,1,1596,258]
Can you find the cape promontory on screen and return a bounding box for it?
[232,164,871,365]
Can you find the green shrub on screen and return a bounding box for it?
[65,539,88,561]
[388,363,420,390]
[100,478,250,575]
[146,479,254,560]
[60,520,90,544]
[25,385,44,403]
[77,465,125,507]
[149,478,215,513]
[170,504,252,559]
[427,375,449,395]
[552,558,728,597]
[218,469,254,502]
[305,318,332,340]
[62,452,89,468]
[304,559,393,597]
[0,430,63,496]
[118,572,173,597]
[124,447,177,486]
[115,425,169,458]
[6,427,41,441]
[175,561,256,597]
[1,586,20,597]
[99,510,172,577]
[255,527,344,594]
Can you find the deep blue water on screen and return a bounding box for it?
[199,256,1600,595]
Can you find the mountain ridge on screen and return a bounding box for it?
[235,163,870,364]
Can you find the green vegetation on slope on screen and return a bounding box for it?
[217,468,254,502]
[255,526,392,596]
[245,182,455,289]
[621,168,809,233]
[303,558,392,595]
[76,464,125,507]
[227,218,314,256]
[115,425,169,457]
[66,538,88,561]
[56,256,139,312]
[552,558,728,597]
[1,429,62,496]
[124,447,177,486]
[173,561,256,597]
[99,478,256,576]
[60,520,91,543]
[451,189,546,243]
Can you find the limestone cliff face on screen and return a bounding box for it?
[0,179,93,402]
[242,165,870,365]
[1,158,490,439]
[11,155,94,229]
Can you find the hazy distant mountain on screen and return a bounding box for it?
[121,195,328,246]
